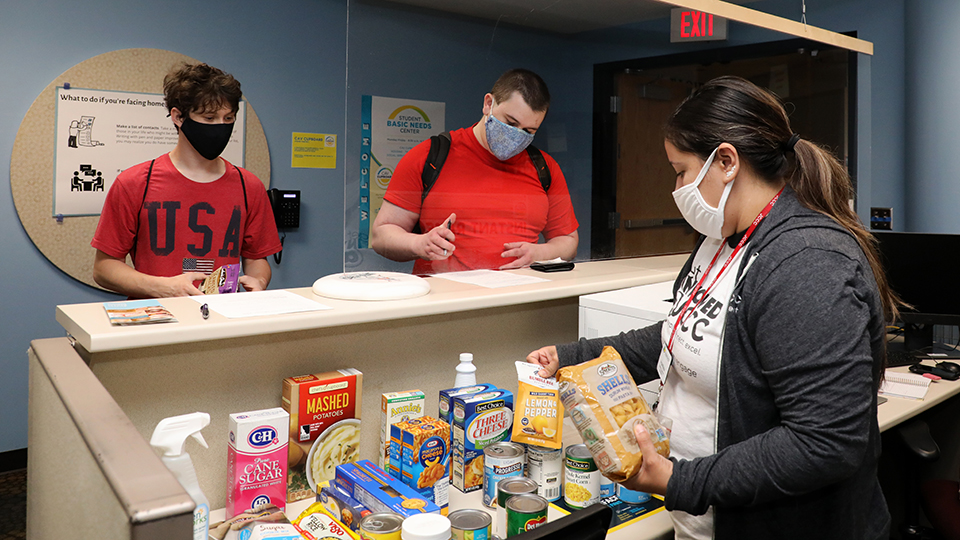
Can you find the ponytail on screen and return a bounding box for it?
[790,139,901,323]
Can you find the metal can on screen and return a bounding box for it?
[482,442,525,507]
[525,445,562,502]
[563,444,600,509]
[616,483,652,505]
[449,508,492,540]
[505,494,548,538]
[359,512,404,540]
[495,477,538,539]
[599,475,615,498]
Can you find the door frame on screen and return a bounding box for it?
[591,35,859,259]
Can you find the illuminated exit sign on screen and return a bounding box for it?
[670,8,728,42]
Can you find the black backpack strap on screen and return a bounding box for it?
[234,165,249,213]
[525,145,552,193]
[130,159,156,262]
[421,132,452,203]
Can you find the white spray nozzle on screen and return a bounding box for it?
[150,412,211,457]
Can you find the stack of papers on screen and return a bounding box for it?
[879,371,931,400]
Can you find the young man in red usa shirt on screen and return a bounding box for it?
[92,63,281,298]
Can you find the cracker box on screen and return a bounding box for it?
[451,390,514,493]
[438,384,497,425]
[397,417,450,514]
[380,390,426,470]
[226,408,289,518]
[282,369,363,502]
[334,460,441,517]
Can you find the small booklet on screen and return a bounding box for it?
[103,299,177,326]
[879,371,931,400]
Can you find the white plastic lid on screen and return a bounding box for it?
[312,271,430,301]
[401,513,451,540]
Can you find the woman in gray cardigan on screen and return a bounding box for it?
[528,76,899,539]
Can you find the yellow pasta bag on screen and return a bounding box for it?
[512,361,563,449]
[557,346,670,482]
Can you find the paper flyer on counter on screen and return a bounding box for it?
[358,95,444,248]
[53,87,245,216]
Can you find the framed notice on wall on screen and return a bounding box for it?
[358,95,444,249]
[53,87,245,216]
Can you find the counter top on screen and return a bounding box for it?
[57,256,686,353]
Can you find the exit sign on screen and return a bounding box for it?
[671,8,728,42]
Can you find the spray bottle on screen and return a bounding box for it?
[150,412,211,540]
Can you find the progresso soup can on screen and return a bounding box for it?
[505,494,548,538]
[449,508,491,540]
[359,512,403,540]
[563,444,600,509]
[482,442,526,507]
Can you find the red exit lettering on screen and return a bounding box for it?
[681,11,714,38]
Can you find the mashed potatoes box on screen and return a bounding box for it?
[282,369,363,502]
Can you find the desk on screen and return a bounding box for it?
[878,361,960,432]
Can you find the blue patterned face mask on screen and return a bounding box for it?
[484,109,535,161]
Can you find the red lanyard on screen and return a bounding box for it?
[665,186,785,354]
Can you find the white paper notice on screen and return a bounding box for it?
[434,270,549,289]
[188,290,330,318]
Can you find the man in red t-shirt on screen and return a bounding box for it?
[92,63,281,298]
[370,69,579,274]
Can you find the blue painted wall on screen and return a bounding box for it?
[0,0,911,453]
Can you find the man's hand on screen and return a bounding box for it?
[158,272,206,297]
[415,212,457,261]
[525,346,559,378]
[619,423,674,496]
[238,275,267,292]
[500,241,544,270]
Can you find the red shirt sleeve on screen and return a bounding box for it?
[540,151,579,239]
[382,138,431,214]
[91,164,146,259]
[238,170,283,260]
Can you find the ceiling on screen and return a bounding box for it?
[379,0,762,34]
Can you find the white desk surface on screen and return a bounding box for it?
[57,257,687,353]
[877,360,960,432]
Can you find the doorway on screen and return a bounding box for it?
[592,37,856,259]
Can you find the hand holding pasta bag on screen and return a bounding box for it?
[557,346,670,482]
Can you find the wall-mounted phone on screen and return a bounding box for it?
[268,188,301,229]
[267,189,300,265]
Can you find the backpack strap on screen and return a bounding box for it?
[130,159,157,262]
[421,132,452,203]
[525,145,552,193]
[235,165,249,213]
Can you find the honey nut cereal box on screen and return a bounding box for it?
[380,390,426,470]
[451,390,514,493]
[557,346,670,483]
[282,369,363,502]
[226,409,289,518]
[398,417,451,515]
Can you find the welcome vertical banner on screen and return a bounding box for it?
[358,95,445,249]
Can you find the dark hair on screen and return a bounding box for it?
[163,63,242,118]
[491,69,550,112]
[664,76,900,367]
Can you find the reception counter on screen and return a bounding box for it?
[31,256,686,539]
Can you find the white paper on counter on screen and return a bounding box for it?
[188,289,331,318]
[434,269,549,289]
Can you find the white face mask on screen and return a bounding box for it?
[672,146,734,240]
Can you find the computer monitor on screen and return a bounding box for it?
[874,232,960,353]
[512,503,612,540]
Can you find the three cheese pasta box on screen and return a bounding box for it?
[451,390,514,493]
[282,369,363,502]
[334,460,441,518]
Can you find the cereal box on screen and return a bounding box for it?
[226,408,289,518]
[380,390,426,470]
[334,460,441,517]
[451,390,514,493]
[282,369,363,502]
[438,384,497,425]
[396,416,450,514]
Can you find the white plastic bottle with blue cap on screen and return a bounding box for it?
[150,412,211,540]
[455,352,477,387]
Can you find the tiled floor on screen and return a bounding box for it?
[0,469,26,540]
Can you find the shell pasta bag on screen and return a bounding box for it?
[557,346,670,482]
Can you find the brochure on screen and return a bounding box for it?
[103,299,177,325]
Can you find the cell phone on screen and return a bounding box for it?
[530,261,575,273]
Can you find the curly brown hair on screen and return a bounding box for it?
[163,63,242,118]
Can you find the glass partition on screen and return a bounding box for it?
[342,0,859,274]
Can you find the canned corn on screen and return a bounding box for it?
[505,494,548,538]
[563,444,599,509]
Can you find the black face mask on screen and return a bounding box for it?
[180,116,234,160]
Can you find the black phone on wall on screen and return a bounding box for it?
[267,188,300,229]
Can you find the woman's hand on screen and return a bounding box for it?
[525,346,559,378]
[619,423,674,496]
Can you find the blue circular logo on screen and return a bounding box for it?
[248,426,278,448]
[252,494,270,509]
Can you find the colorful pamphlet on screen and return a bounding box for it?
[103,300,177,325]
